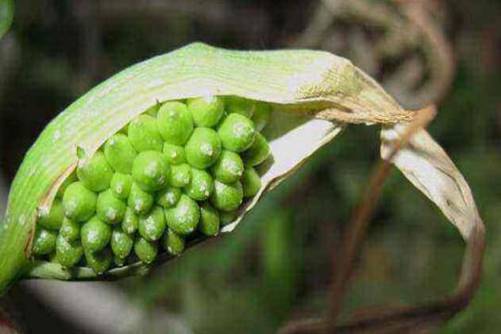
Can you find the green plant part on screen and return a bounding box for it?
[163,143,186,165]
[134,237,158,264]
[110,173,133,200]
[187,96,225,127]
[241,167,262,198]
[132,151,170,192]
[128,114,164,152]
[138,206,166,241]
[156,189,180,211]
[157,101,194,145]
[241,132,271,167]
[225,96,255,118]
[122,208,139,234]
[96,190,126,224]
[114,256,126,267]
[211,150,244,184]
[185,127,222,169]
[210,180,244,212]
[162,229,185,256]
[165,194,200,235]
[62,182,97,222]
[111,228,134,260]
[32,229,57,256]
[128,183,154,215]
[59,217,80,241]
[220,210,239,227]
[55,235,83,268]
[217,113,256,153]
[81,217,112,253]
[77,151,114,192]
[252,102,271,132]
[199,203,220,236]
[103,133,138,174]
[38,199,64,230]
[85,249,113,274]
[184,168,213,201]
[169,163,191,188]
[57,173,77,198]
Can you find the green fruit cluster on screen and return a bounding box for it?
[32,96,272,274]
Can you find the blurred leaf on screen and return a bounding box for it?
[0,0,13,40]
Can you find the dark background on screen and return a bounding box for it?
[0,0,499,333]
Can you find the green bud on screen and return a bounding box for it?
[162,229,185,255]
[241,167,262,197]
[220,210,238,226]
[128,183,154,215]
[77,151,114,192]
[225,96,255,118]
[59,217,80,241]
[241,132,271,166]
[122,208,139,234]
[184,168,213,201]
[132,151,170,192]
[32,228,57,256]
[110,173,133,200]
[134,237,158,264]
[217,113,256,152]
[210,180,243,212]
[114,255,126,267]
[103,133,138,174]
[128,114,163,152]
[185,127,222,169]
[81,217,112,253]
[96,190,126,224]
[252,102,272,131]
[57,172,77,198]
[169,163,191,188]
[199,203,220,236]
[163,143,186,165]
[165,194,200,235]
[138,206,166,241]
[55,235,83,268]
[38,199,64,230]
[85,248,113,274]
[63,182,97,222]
[156,187,182,208]
[211,150,244,184]
[111,228,134,260]
[187,96,225,127]
[157,101,194,145]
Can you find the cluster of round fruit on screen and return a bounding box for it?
[32,96,272,274]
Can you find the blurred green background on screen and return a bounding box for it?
[0,1,499,333]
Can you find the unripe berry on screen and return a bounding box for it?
[184,168,213,201]
[104,133,137,174]
[138,206,166,241]
[241,132,270,166]
[185,127,222,169]
[134,237,158,264]
[199,202,220,236]
[210,180,243,212]
[55,235,83,268]
[38,199,64,231]
[132,151,170,192]
[156,187,182,208]
[77,151,114,192]
[157,101,194,145]
[187,96,224,127]
[63,182,97,222]
[211,150,244,184]
[96,190,126,224]
[110,173,133,200]
[241,167,262,197]
[81,217,112,253]
[165,194,200,235]
[128,114,164,152]
[32,228,57,256]
[217,113,256,152]
[128,183,154,215]
[162,229,185,255]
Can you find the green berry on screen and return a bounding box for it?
[241,132,270,166]
[210,180,243,212]
[81,217,112,253]
[85,248,112,274]
[32,228,57,256]
[157,101,194,145]
[252,102,271,131]
[241,167,262,197]
[162,229,185,255]
[59,217,80,241]
[111,228,134,260]
[165,194,200,235]
[110,173,133,200]
[134,237,158,264]
[63,182,97,222]
[199,203,220,236]
[145,102,160,117]
[185,127,222,169]
[57,173,77,198]
[211,150,244,184]
[138,206,166,241]
[187,96,224,127]
[128,183,154,215]
[38,199,64,230]
[132,151,170,192]
[77,151,114,192]
[217,113,256,152]
[184,168,213,201]
[114,255,126,267]
[169,163,191,188]
[103,133,138,174]
[163,143,186,165]
[225,96,255,118]
[128,114,163,152]
[96,190,126,224]
[122,208,139,234]
[156,187,182,208]
[55,235,83,268]
[220,210,238,226]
